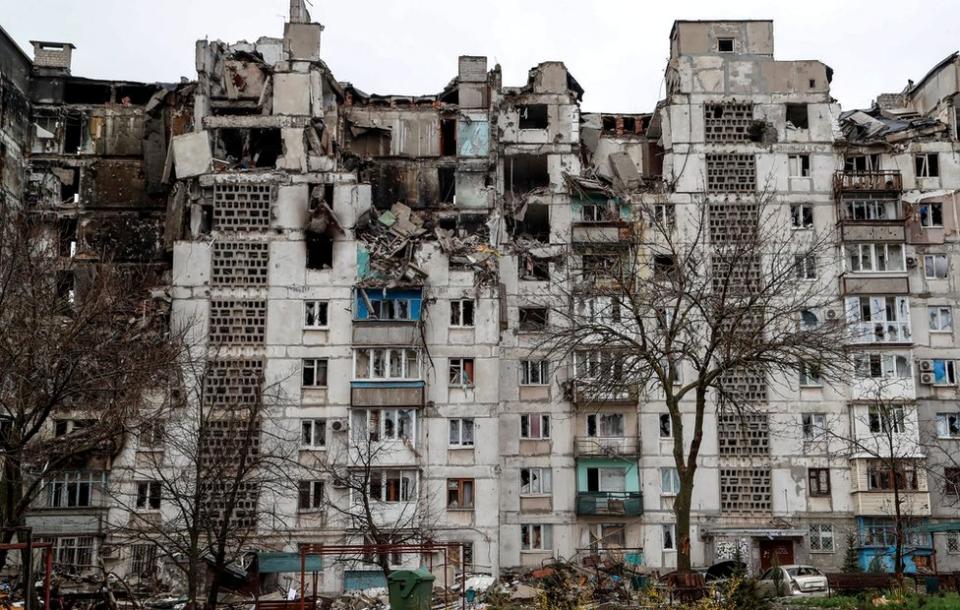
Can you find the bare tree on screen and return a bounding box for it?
[108,350,298,610]
[314,413,434,581]
[0,213,180,569]
[537,188,848,572]
[808,380,927,581]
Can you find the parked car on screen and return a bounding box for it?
[756,565,828,597]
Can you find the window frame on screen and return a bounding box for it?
[520,360,549,386]
[135,481,162,511]
[449,418,475,447]
[304,300,329,329]
[353,348,422,381]
[659,413,673,438]
[924,254,949,279]
[519,467,552,496]
[807,468,831,498]
[788,154,811,178]
[300,418,326,449]
[351,409,417,444]
[446,478,476,510]
[790,203,814,229]
[936,413,960,439]
[809,524,835,553]
[845,243,906,273]
[662,524,676,550]
[920,201,944,228]
[915,153,940,178]
[716,38,734,53]
[929,306,953,333]
[302,358,329,388]
[660,467,681,496]
[802,413,826,441]
[794,253,817,279]
[519,414,551,439]
[450,299,475,328]
[448,357,476,386]
[520,524,553,551]
[298,480,324,511]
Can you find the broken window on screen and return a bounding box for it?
[915,153,940,178]
[659,414,672,438]
[449,418,475,447]
[518,104,549,130]
[216,128,282,168]
[352,410,416,444]
[505,154,550,195]
[63,111,86,154]
[808,469,831,497]
[520,468,552,495]
[844,194,899,221]
[354,348,421,380]
[621,116,637,133]
[520,524,552,551]
[790,204,814,228]
[788,154,811,177]
[298,480,324,511]
[521,360,549,385]
[450,299,475,327]
[136,481,162,510]
[356,289,421,321]
[519,307,548,331]
[785,104,809,129]
[302,359,328,387]
[306,235,333,269]
[515,203,550,241]
[920,201,944,227]
[520,414,550,439]
[57,219,77,257]
[924,254,949,279]
[844,154,880,172]
[449,357,475,386]
[304,301,329,328]
[438,166,456,204]
[440,118,457,156]
[653,254,676,279]
[446,479,475,510]
[794,253,817,279]
[717,38,734,53]
[802,413,826,441]
[56,270,75,307]
[587,413,624,438]
[601,115,617,133]
[301,419,326,448]
[519,254,550,281]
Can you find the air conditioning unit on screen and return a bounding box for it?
[919,359,934,372]
[330,419,347,433]
[331,477,349,489]
[920,372,935,385]
[906,256,918,268]
[825,309,838,320]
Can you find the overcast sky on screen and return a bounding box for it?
[3,0,959,112]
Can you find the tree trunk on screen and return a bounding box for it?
[674,473,695,572]
[187,556,200,610]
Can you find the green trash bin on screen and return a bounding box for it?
[387,568,436,610]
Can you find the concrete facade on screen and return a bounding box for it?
[7,12,960,592]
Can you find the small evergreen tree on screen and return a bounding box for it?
[843,532,863,573]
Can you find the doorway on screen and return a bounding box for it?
[759,539,795,570]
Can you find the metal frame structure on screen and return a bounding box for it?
[0,541,54,610]
[297,543,466,610]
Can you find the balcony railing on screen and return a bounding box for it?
[576,492,643,516]
[574,436,640,457]
[834,171,902,192]
[572,383,638,407]
[848,321,912,345]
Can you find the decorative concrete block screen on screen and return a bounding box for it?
[213,183,274,231]
[211,241,270,286]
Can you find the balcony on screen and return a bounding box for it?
[848,321,912,345]
[352,321,416,345]
[574,436,640,457]
[576,492,643,517]
[573,383,638,408]
[834,171,902,193]
[841,276,910,295]
[840,221,905,242]
[851,491,930,517]
[571,222,632,244]
[351,381,424,407]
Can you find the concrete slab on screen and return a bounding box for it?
[171,131,212,178]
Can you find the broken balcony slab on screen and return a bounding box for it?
[202,115,311,130]
[283,22,323,61]
[171,131,213,178]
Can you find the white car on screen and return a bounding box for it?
[757,565,829,597]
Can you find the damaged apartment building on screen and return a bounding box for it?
[8,5,960,593]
